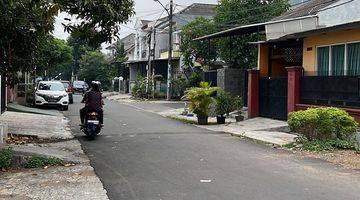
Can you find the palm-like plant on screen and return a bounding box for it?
[182,82,220,122]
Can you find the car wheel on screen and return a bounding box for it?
[62,106,69,111]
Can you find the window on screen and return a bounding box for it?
[317,46,329,76]
[347,42,360,75]
[331,44,345,76]
[317,42,360,76]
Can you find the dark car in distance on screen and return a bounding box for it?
[60,80,74,104]
[73,81,89,94]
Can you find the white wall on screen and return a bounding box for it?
[318,0,360,27]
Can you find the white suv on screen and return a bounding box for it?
[35,81,69,110]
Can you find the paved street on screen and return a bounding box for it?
[65,95,360,200]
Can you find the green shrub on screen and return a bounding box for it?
[233,96,243,114]
[215,90,233,116]
[25,156,61,168]
[131,75,147,98]
[182,82,220,117]
[172,76,188,99]
[288,107,358,140]
[0,148,13,169]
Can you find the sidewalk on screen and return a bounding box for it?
[0,110,108,199]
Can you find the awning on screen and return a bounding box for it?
[194,22,266,41]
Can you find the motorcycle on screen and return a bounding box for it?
[81,111,102,139]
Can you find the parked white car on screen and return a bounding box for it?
[35,81,69,110]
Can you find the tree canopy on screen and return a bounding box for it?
[78,50,111,90]
[179,0,289,70]
[214,0,289,68]
[180,17,218,69]
[0,0,134,85]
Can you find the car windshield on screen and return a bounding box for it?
[62,82,70,88]
[38,82,65,91]
[74,81,85,87]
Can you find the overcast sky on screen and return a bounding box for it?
[53,0,219,42]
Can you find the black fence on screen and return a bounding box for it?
[203,70,217,86]
[300,76,360,108]
[259,77,288,120]
[1,76,6,113]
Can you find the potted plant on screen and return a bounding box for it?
[234,96,244,122]
[215,90,233,124]
[182,82,219,125]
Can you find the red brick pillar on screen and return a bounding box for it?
[247,69,260,118]
[286,66,303,115]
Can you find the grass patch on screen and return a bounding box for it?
[283,137,360,152]
[0,148,13,170]
[167,116,197,124]
[167,115,218,125]
[25,156,62,168]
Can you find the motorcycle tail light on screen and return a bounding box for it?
[90,112,98,116]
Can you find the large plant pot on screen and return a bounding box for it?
[197,115,208,125]
[216,116,226,124]
[235,115,244,122]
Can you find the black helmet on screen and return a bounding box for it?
[91,81,100,91]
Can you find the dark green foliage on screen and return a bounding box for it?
[25,156,61,168]
[56,0,134,47]
[182,82,220,117]
[233,96,243,113]
[286,137,360,152]
[37,37,73,80]
[187,72,203,87]
[110,41,128,78]
[180,17,218,69]
[288,107,358,140]
[214,0,289,68]
[0,0,134,84]
[77,50,111,90]
[172,76,188,99]
[215,90,233,116]
[0,148,13,170]
[131,75,147,99]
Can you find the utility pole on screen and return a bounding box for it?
[152,29,157,99]
[166,0,173,100]
[146,29,152,97]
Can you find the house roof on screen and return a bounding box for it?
[269,20,360,42]
[153,3,216,29]
[177,3,216,16]
[272,0,340,21]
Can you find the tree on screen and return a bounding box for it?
[0,0,135,84]
[0,0,57,85]
[214,0,289,68]
[78,50,111,90]
[110,41,128,78]
[37,37,73,80]
[57,0,135,47]
[180,17,218,69]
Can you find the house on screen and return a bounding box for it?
[195,0,360,122]
[126,3,217,94]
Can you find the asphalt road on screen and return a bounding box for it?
[65,95,360,200]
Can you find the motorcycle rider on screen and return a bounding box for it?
[80,81,104,126]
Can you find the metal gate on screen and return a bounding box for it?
[259,77,288,120]
[1,76,5,113]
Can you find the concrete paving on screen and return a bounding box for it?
[0,105,108,200]
[126,103,296,146]
[0,111,73,140]
[64,95,360,200]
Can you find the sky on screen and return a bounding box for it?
[53,0,219,44]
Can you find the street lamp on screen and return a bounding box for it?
[154,0,173,100]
